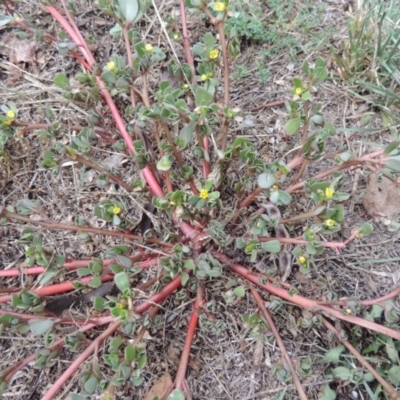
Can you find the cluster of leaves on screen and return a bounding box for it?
[320,302,400,399]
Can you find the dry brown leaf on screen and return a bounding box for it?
[0,32,36,85]
[144,371,173,400]
[363,174,400,218]
[0,32,36,64]
[253,337,264,366]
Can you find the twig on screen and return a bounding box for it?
[2,210,172,247]
[250,100,287,112]
[179,0,195,82]
[317,286,400,307]
[322,318,400,400]
[215,21,230,150]
[68,153,133,192]
[251,288,308,400]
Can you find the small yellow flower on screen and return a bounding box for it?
[215,2,226,12]
[209,49,219,59]
[112,206,121,215]
[272,184,279,190]
[298,256,307,265]
[201,74,208,81]
[145,44,153,53]
[199,189,209,200]
[344,308,352,314]
[6,110,15,120]
[107,61,117,71]
[208,72,214,78]
[325,219,336,227]
[183,83,190,90]
[117,302,127,309]
[3,119,12,126]
[294,87,303,95]
[325,187,334,198]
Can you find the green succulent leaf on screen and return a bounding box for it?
[118,0,139,23]
[167,389,185,400]
[284,118,301,135]
[29,319,54,336]
[114,271,130,293]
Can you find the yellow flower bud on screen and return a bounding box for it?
[199,189,209,200]
[215,2,226,12]
[145,44,153,53]
[201,74,208,81]
[325,219,335,227]
[112,206,121,215]
[209,49,219,59]
[6,110,15,119]
[294,87,302,95]
[325,187,334,198]
[298,256,307,265]
[107,61,117,71]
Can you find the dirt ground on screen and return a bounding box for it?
[1,0,400,399]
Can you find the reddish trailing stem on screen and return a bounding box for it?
[39,274,185,399]
[45,6,199,239]
[134,274,183,314]
[41,320,121,400]
[174,286,204,389]
[258,236,346,251]
[212,253,400,340]
[0,253,159,278]
[0,275,114,304]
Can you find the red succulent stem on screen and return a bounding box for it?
[41,320,122,400]
[212,253,400,340]
[0,275,114,304]
[175,285,204,389]
[134,274,183,314]
[0,253,159,278]
[45,6,199,239]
